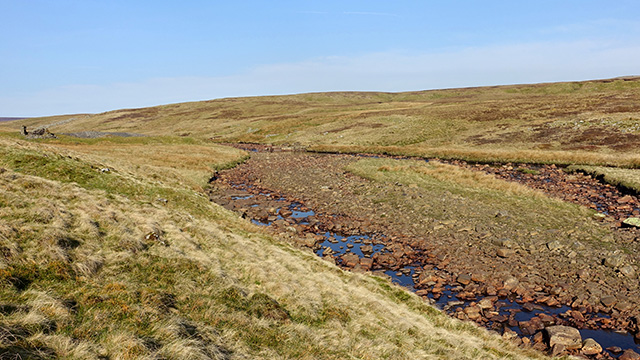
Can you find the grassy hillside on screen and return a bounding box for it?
[4,77,640,166]
[0,134,547,359]
[3,77,640,358]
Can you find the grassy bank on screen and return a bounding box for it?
[567,165,640,194]
[311,144,640,168]
[0,135,547,359]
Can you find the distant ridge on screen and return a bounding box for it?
[0,117,28,122]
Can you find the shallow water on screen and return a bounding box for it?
[385,266,416,290]
[580,329,639,355]
[315,233,385,258]
[220,182,640,356]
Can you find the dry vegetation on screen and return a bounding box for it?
[2,77,639,358]
[345,158,607,243]
[4,77,640,167]
[0,135,549,359]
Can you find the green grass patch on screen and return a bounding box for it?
[567,165,640,194]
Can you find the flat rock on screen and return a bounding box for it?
[545,325,582,350]
[360,245,373,254]
[604,253,626,268]
[457,274,472,285]
[601,295,617,308]
[359,257,373,270]
[477,298,494,310]
[618,195,634,204]
[606,346,623,354]
[622,217,640,228]
[340,253,360,268]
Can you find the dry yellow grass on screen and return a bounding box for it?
[0,136,550,359]
[312,144,640,168]
[377,160,547,198]
[51,139,248,189]
[3,76,640,167]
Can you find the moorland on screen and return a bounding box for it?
[1,76,640,359]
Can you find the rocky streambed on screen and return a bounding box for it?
[208,145,640,359]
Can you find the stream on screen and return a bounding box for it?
[209,146,640,358]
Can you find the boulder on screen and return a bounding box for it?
[581,338,602,355]
[620,349,640,360]
[550,343,566,357]
[545,325,582,350]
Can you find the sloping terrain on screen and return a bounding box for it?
[3,77,640,358]
[0,135,545,359]
[4,77,640,166]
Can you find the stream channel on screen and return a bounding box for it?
[210,149,640,358]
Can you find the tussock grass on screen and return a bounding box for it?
[0,137,548,358]
[377,160,546,198]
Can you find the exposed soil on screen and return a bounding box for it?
[208,146,640,358]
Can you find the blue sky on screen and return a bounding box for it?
[2,1,639,116]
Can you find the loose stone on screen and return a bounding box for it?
[546,240,563,251]
[620,265,636,278]
[496,248,515,258]
[457,274,472,285]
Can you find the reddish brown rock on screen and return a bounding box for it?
[620,349,640,360]
[340,253,360,268]
[457,273,472,285]
[359,257,373,270]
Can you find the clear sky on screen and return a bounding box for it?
[2,1,639,117]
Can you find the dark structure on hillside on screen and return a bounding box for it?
[20,126,57,139]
